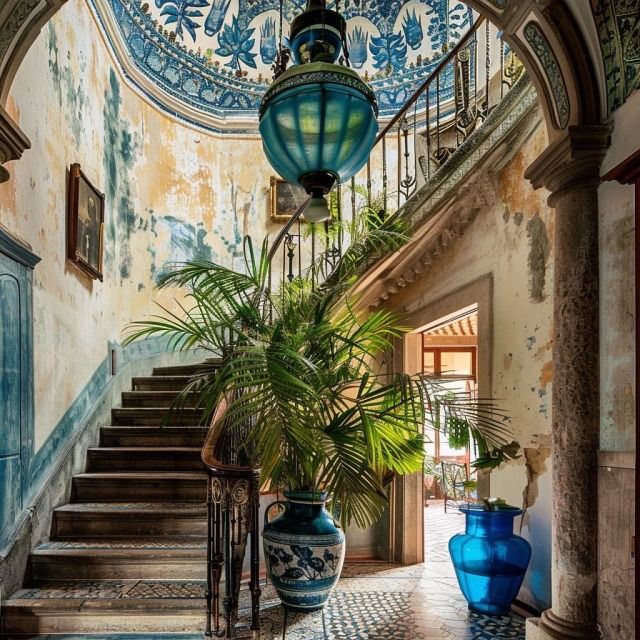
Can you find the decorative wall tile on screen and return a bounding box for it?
[523,21,569,128]
[591,0,640,112]
[89,0,476,128]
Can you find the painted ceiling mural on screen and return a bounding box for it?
[92,0,475,129]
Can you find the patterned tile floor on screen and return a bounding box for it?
[22,502,527,639]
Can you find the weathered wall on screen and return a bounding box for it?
[598,89,638,454]
[0,0,277,453]
[596,89,637,640]
[386,119,554,610]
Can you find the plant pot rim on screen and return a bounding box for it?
[459,504,523,516]
[284,489,330,504]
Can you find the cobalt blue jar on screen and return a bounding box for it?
[262,491,345,611]
[449,505,531,615]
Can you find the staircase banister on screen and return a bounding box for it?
[267,195,312,264]
[201,395,259,477]
[374,15,486,146]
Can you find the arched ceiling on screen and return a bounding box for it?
[89,0,476,131]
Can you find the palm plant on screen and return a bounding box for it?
[125,216,515,527]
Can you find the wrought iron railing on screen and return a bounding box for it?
[202,13,524,638]
[267,14,524,289]
[202,400,261,638]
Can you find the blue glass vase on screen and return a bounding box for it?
[448,505,531,615]
[262,491,345,611]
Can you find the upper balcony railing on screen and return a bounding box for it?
[267,13,524,289]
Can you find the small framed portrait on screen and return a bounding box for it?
[269,176,308,223]
[67,163,105,281]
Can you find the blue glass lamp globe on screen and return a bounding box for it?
[259,63,378,193]
[259,0,378,213]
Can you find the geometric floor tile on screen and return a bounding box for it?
[22,502,527,640]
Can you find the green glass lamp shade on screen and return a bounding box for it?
[259,62,378,196]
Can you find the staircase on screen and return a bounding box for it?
[1,363,214,636]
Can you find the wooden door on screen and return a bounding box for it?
[0,257,25,539]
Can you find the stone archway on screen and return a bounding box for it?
[0,2,621,639]
[0,0,605,183]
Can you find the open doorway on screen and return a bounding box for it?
[419,304,479,566]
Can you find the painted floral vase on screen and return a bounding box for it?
[448,505,531,615]
[262,490,345,611]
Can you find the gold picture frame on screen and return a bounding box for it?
[67,163,105,281]
[269,176,308,223]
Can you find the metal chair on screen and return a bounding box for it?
[440,461,471,513]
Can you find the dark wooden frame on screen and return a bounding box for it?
[421,342,477,379]
[67,163,104,281]
[269,176,308,223]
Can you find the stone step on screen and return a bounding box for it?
[121,390,201,408]
[152,362,220,377]
[1,581,207,634]
[100,426,208,447]
[29,539,207,580]
[111,407,205,426]
[86,447,205,472]
[132,375,193,391]
[52,502,207,537]
[72,472,207,502]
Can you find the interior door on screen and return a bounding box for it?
[0,260,25,539]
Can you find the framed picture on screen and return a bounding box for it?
[67,163,104,281]
[269,176,308,223]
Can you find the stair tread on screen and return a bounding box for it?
[113,407,204,413]
[101,426,207,430]
[35,537,206,551]
[88,447,202,453]
[133,375,194,381]
[5,579,206,604]
[74,472,207,478]
[123,390,193,395]
[56,502,206,513]
[101,425,206,429]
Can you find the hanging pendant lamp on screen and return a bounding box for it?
[259,0,378,222]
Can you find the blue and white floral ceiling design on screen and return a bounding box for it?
[94,0,474,129]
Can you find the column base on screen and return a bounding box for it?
[526,611,599,639]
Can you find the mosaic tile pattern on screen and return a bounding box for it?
[21,503,527,640]
[39,538,206,549]
[87,0,472,128]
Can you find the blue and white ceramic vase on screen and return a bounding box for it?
[262,490,345,611]
[449,505,531,615]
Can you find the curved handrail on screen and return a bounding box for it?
[374,15,486,145]
[265,15,488,270]
[201,395,258,477]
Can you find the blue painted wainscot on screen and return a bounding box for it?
[0,229,40,546]
[0,226,188,550]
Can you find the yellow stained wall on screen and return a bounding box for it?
[0,0,277,450]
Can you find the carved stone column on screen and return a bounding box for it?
[0,105,29,183]
[524,125,611,639]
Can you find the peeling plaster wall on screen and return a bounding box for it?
[388,121,554,610]
[599,90,638,454]
[0,0,276,452]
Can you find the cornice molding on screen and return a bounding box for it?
[0,104,30,183]
[602,148,640,185]
[353,79,540,310]
[0,225,41,268]
[524,124,612,203]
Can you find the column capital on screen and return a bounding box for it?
[524,124,612,205]
[0,104,29,183]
